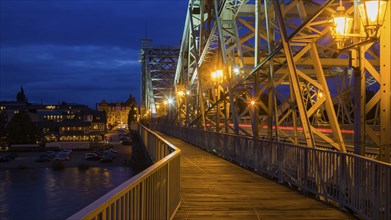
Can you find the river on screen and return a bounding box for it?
[0,167,134,220]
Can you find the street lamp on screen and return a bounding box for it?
[358,0,388,37]
[331,0,353,48]
[233,66,241,75]
[318,91,324,99]
[330,0,389,158]
[330,0,389,49]
[177,90,184,97]
[211,69,223,84]
[167,97,174,105]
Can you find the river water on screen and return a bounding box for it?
[0,167,134,220]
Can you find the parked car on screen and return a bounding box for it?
[35,157,51,162]
[84,153,99,160]
[103,152,116,159]
[43,151,56,158]
[85,155,100,161]
[100,157,113,163]
[56,150,71,158]
[107,149,117,154]
[54,155,69,161]
[41,152,55,158]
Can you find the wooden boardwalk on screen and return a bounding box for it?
[157,132,354,220]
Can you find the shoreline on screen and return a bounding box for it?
[0,144,132,170]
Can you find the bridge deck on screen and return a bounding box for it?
[157,132,353,220]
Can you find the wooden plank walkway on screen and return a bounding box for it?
[157,132,354,220]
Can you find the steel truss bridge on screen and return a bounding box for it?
[141,0,390,163]
[69,1,391,219]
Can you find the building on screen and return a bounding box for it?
[0,101,107,146]
[97,96,137,129]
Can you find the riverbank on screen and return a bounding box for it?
[0,131,132,169]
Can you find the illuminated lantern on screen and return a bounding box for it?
[331,1,353,48]
[358,0,388,37]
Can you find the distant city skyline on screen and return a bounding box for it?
[0,0,188,108]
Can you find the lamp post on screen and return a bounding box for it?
[330,0,389,159]
[211,69,223,132]
[331,0,388,49]
[166,97,175,124]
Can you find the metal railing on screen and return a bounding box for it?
[160,125,390,220]
[68,124,181,220]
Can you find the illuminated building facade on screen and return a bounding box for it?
[0,101,107,144]
[97,96,137,129]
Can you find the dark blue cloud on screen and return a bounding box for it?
[0,0,188,107]
[1,45,141,106]
[1,0,187,48]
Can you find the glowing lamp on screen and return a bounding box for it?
[331,1,353,48]
[167,98,174,105]
[233,66,240,75]
[177,90,184,97]
[211,69,223,82]
[358,0,388,37]
[215,70,223,78]
[211,71,217,79]
[250,100,255,106]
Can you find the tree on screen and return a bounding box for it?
[0,111,8,146]
[16,86,28,103]
[128,104,138,125]
[6,110,39,144]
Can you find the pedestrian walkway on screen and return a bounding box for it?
[157,132,353,220]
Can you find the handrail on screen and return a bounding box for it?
[160,124,391,220]
[68,124,181,220]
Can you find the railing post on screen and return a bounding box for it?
[166,161,170,220]
[373,164,379,220]
[339,154,346,209]
[303,147,308,195]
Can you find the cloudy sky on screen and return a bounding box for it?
[0,0,187,108]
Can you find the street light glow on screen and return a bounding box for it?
[215,70,223,78]
[168,98,174,104]
[233,66,240,75]
[358,0,387,36]
[211,69,223,83]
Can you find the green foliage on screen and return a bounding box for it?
[6,110,40,144]
[51,161,64,171]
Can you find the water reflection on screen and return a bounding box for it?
[0,167,133,220]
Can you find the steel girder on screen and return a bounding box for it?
[140,41,179,119]
[172,0,390,161]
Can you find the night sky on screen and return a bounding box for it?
[0,0,188,108]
